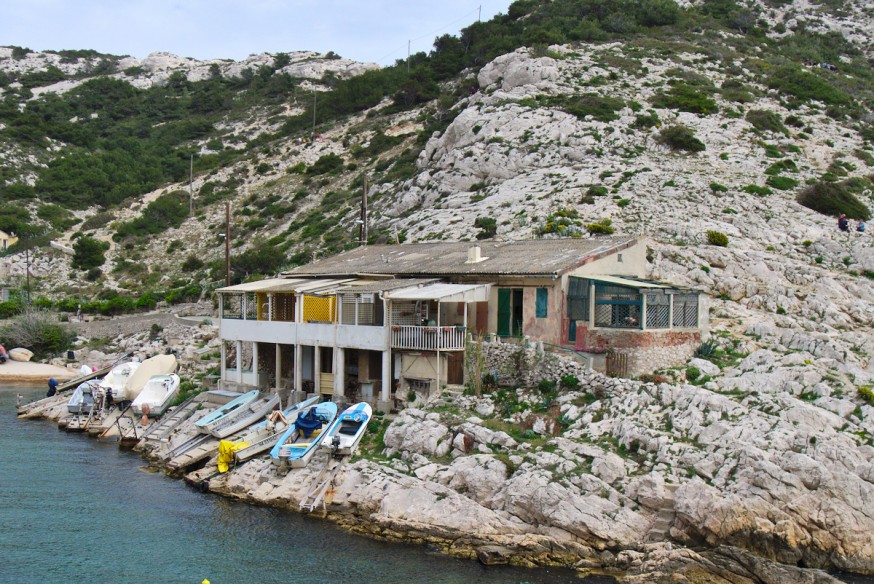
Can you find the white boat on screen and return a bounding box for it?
[66,380,100,414]
[195,390,259,434]
[131,374,181,416]
[233,396,320,464]
[208,392,281,439]
[98,360,141,402]
[122,354,177,401]
[321,402,372,457]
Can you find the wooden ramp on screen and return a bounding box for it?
[299,459,345,513]
[138,394,205,444]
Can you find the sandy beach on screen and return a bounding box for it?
[0,360,80,387]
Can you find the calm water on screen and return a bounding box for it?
[2,386,609,584]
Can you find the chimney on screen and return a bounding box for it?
[466,245,487,264]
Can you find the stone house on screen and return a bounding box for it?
[215,236,707,409]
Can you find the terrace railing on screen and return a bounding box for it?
[390,325,466,351]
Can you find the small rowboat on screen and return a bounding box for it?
[195,390,259,434]
[233,395,320,464]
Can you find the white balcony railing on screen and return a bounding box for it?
[391,325,466,351]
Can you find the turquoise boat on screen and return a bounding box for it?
[195,390,259,435]
[270,401,337,472]
[233,395,320,464]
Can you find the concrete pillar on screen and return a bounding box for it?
[252,342,259,387]
[235,340,243,384]
[294,344,303,392]
[220,341,227,385]
[334,346,345,400]
[378,349,392,413]
[641,294,647,331]
[313,345,321,395]
[275,344,282,392]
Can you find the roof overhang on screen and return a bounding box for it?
[217,278,354,294]
[384,282,492,303]
[588,275,669,289]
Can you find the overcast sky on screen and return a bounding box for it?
[1,0,514,65]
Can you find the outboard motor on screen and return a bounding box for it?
[331,436,341,459]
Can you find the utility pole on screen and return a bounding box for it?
[359,175,368,246]
[189,153,194,215]
[478,5,482,22]
[225,202,231,287]
[312,90,317,137]
[25,246,30,305]
[407,40,411,73]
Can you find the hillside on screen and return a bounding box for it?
[2,0,874,579]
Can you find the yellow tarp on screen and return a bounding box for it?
[217,439,250,473]
[302,295,335,322]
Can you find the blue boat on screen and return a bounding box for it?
[195,390,259,435]
[233,395,320,464]
[270,401,338,471]
[321,402,372,457]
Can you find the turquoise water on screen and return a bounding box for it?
[2,386,611,584]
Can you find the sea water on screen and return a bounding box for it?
[1,386,611,584]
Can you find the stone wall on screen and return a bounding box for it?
[479,340,598,387]
[574,326,701,376]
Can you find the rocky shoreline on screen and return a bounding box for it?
[16,332,871,584]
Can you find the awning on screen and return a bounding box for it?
[217,278,354,294]
[588,275,669,289]
[216,278,308,293]
[385,282,492,303]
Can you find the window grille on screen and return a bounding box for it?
[244,293,258,320]
[672,294,699,328]
[272,293,295,322]
[567,277,589,321]
[340,293,376,325]
[392,301,427,326]
[646,293,670,328]
[594,283,641,328]
[222,293,243,319]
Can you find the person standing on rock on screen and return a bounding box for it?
[46,378,58,397]
[838,214,849,232]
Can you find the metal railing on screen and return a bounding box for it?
[390,325,466,350]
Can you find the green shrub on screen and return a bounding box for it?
[652,84,718,115]
[743,184,772,196]
[767,66,851,105]
[474,216,497,240]
[0,309,75,358]
[115,191,189,239]
[766,176,799,191]
[797,179,871,220]
[587,218,615,235]
[632,110,660,129]
[306,153,345,175]
[657,125,705,152]
[710,182,728,192]
[559,375,580,391]
[745,109,788,135]
[559,93,625,122]
[72,235,109,270]
[765,159,798,175]
[706,230,729,246]
[858,386,874,405]
[686,366,701,381]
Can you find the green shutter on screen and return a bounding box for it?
[497,288,510,336]
[536,288,548,318]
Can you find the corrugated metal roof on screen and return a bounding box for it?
[384,283,492,302]
[337,278,439,293]
[284,237,637,278]
[217,278,308,293]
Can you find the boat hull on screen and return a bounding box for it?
[322,402,372,457]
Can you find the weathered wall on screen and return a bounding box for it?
[574,326,700,376]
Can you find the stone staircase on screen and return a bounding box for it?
[646,483,679,542]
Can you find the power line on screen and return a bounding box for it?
[371,5,485,65]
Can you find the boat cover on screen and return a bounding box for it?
[217,439,250,473]
[295,408,323,438]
